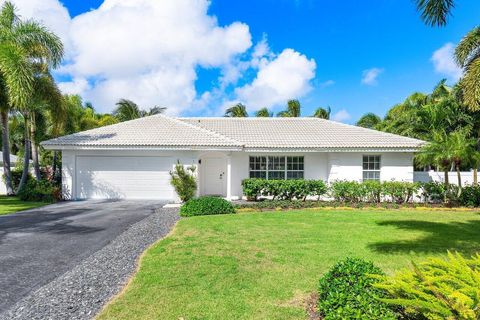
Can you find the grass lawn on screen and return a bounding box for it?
[98,208,480,320]
[0,195,49,215]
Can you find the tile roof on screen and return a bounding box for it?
[42,115,424,150]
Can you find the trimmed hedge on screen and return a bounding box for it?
[241,179,328,201]
[318,258,397,319]
[180,196,235,217]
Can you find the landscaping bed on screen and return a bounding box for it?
[97,208,480,320]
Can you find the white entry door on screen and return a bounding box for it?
[202,157,226,196]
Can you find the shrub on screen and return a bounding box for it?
[17,179,61,202]
[382,181,420,204]
[241,179,327,201]
[180,196,235,217]
[170,162,197,202]
[330,180,366,203]
[374,252,480,320]
[459,185,480,207]
[420,181,446,203]
[363,180,383,203]
[318,257,397,319]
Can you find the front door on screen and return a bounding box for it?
[202,157,226,196]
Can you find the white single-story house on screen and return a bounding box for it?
[0,151,19,194]
[41,115,424,201]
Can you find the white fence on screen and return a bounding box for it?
[413,171,475,186]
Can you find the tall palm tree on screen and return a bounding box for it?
[414,0,455,27]
[0,2,63,194]
[277,99,301,117]
[455,27,480,112]
[255,107,272,117]
[448,129,476,193]
[225,103,248,117]
[312,106,331,119]
[356,113,381,129]
[114,98,166,121]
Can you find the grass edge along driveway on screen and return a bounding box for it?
[98,208,480,320]
[0,195,49,216]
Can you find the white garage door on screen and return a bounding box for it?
[75,156,174,200]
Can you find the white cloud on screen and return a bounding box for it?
[361,67,384,85]
[13,0,316,115]
[235,48,316,110]
[319,79,335,88]
[431,42,462,81]
[331,109,351,122]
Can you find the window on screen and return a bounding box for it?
[363,155,380,181]
[249,156,304,180]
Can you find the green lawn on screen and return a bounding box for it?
[98,209,480,320]
[0,195,49,215]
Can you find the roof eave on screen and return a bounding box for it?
[41,144,243,152]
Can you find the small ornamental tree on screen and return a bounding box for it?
[170,161,197,202]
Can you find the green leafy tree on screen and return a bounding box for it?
[414,0,455,27]
[0,2,63,194]
[225,103,248,117]
[277,99,301,117]
[455,27,480,112]
[113,98,166,122]
[170,162,197,202]
[312,106,331,119]
[356,112,381,129]
[255,107,272,117]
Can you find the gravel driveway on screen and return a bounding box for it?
[0,200,179,320]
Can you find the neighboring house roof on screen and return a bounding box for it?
[0,151,19,165]
[41,115,425,151]
[180,117,424,151]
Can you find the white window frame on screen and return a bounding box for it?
[249,156,304,180]
[362,155,381,181]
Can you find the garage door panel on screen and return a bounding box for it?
[76,156,174,200]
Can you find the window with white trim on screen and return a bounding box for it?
[363,155,381,181]
[249,156,304,180]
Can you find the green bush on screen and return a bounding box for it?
[241,179,327,201]
[375,252,480,320]
[382,181,420,204]
[17,179,61,202]
[170,162,197,202]
[330,180,366,203]
[318,257,397,319]
[459,185,480,207]
[363,180,383,203]
[180,196,235,217]
[420,181,446,203]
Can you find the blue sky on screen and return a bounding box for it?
[20,0,480,122]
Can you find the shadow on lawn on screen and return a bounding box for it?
[369,219,480,255]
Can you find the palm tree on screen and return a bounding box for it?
[455,27,480,112]
[255,108,272,117]
[448,130,476,192]
[277,99,301,117]
[0,2,63,194]
[356,113,381,129]
[414,0,455,27]
[312,107,331,119]
[225,103,248,117]
[114,99,166,121]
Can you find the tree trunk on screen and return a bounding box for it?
[30,113,41,180]
[17,115,30,193]
[52,150,57,179]
[444,169,449,187]
[474,168,478,186]
[0,110,14,195]
[456,164,462,197]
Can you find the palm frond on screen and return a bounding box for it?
[414,0,454,27]
[455,26,480,68]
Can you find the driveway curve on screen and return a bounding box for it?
[0,200,178,319]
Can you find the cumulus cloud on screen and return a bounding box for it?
[361,67,384,85]
[431,42,462,81]
[331,109,351,122]
[319,79,335,88]
[13,0,316,115]
[235,48,316,110]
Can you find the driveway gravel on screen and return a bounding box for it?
[0,202,179,320]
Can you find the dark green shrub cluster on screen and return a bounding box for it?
[235,199,325,210]
[2,168,33,191]
[17,179,61,202]
[318,258,397,319]
[180,196,235,217]
[375,252,480,319]
[458,185,480,207]
[330,180,420,204]
[170,162,197,202]
[241,179,327,201]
